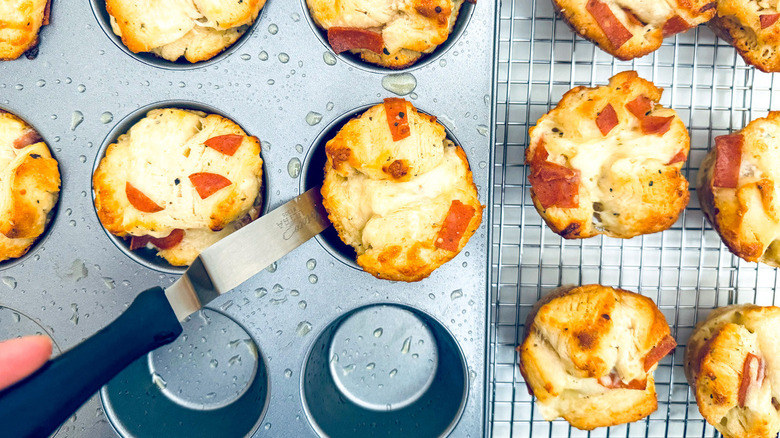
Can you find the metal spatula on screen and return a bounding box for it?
[0,187,331,438]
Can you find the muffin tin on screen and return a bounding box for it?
[0,0,497,437]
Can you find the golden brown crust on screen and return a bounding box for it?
[527,71,690,240]
[0,112,60,262]
[518,284,673,430]
[708,0,780,72]
[306,0,465,68]
[554,0,714,60]
[0,0,49,60]
[697,112,780,267]
[93,108,263,266]
[684,305,780,438]
[320,100,482,282]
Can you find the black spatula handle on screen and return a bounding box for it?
[0,286,182,438]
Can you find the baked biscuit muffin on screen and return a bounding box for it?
[685,305,780,438]
[518,285,677,430]
[0,0,51,60]
[93,108,263,266]
[321,98,482,282]
[698,113,780,267]
[306,0,473,68]
[105,0,265,63]
[554,0,714,60]
[527,71,690,239]
[0,111,60,262]
[709,0,780,72]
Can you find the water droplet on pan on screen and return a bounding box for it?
[100,112,113,124]
[268,24,278,35]
[258,51,269,61]
[401,336,412,354]
[70,111,84,131]
[306,259,317,270]
[254,287,267,298]
[305,112,322,126]
[2,277,17,289]
[287,158,301,178]
[381,73,417,96]
[284,368,293,378]
[373,328,383,338]
[323,52,337,65]
[240,53,251,61]
[296,321,312,337]
[477,124,489,137]
[278,53,290,63]
[298,300,307,309]
[308,274,318,284]
[36,80,46,87]
[451,289,463,300]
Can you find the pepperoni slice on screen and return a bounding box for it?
[435,200,476,252]
[189,173,232,199]
[586,0,633,50]
[598,372,647,390]
[667,149,687,165]
[528,143,580,209]
[204,134,243,156]
[125,182,164,213]
[738,353,765,407]
[761,14,780,29]
[327,27,384,54]
[643,335,677,371]
[13,129,43,149]
[130,229,185,251]
[626,95,653,119]
[595,104,618,135]
[383,98,411,142]
[641,115,674,135]
[713,134,743,188]
[662,16,690,37]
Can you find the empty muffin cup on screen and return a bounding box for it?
[89,0,264,69]
[302,304,468,437]
[92,101,268,275]
[101,308,269,438]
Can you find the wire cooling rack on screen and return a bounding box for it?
[487,0,780,436]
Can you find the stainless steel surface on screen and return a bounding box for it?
[488,0,778,436]
[0,0,497,436]
[165,187,330,321]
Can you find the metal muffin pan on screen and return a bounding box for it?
[0,0,497,437]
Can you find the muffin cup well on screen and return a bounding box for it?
[101,308,269,438]
[91,100,269,275]
[301,304,468,438]
[89,0,264,70]
[300,0,476,74]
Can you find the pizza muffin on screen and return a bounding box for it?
[526,71,690,239]
[709,0,780,72]
[685,305,780,438]
[306,0,473,69]
[105,0,265,63]
[93,108,263,266]
[321,98,482,282]
[0,111,60,262]
[518,284,677,430]
[697,113,780,267]
[0,0,51,60]
[554,0,715,60]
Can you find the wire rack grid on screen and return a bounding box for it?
[487,0,780,436]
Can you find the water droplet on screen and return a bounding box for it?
[330,353,339,363]
[70,111,84,131]
[484,94,491,106]
[99,112,114,124]
[12,312,21,323]
[77,84,86,93]
[287,157,301,178]
[290,289,300,297]
[273,283,283,293]
[228,355,242,366]
[295,143,304,153]
[412,353,419,359]
[389,368,398,378]
[65,77,72,84]
[305,111,322,126]
[78,155,87,163]
[306,259,317,270]
[264,423,271,430]
[373,328,383,338]
[220,300,234,311]
[266,262,278,273]
[428,293,436,300]
[323,52,337,65]
[14,84,23,91]
[240,53,251,61]
[255,287,267,298]
[270,297,287,305]
[477,124,489,137]
[278,53,290,63]
[36,79,46,87]
[366,362,376,370]
[381,73,417,96]
[268,24,278,35]
[342,364,356,376]
[65,259,88,281]
[401,336,412,354]
[102,277,116,289]
[258,51,269,61]
[291,12,301,21]
[308,274,318,284]
[478,161,487,169]
[284,368,293,378]
[151,372,167,389]
[298,300,307,309]
[69,304,79,325]
[451,289,463,300]
[210,359,218,368]
[2,277,17,289]
[267,79,275,85]
[439,59,447,67]
[296,321,312,337]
